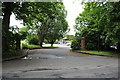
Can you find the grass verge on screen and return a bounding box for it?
[42,46,58,49]
[22,44,58,49]
[75,50,119,57]
[22,44,41,49]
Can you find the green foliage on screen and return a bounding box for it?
[100,2,120,47]
[65,35,74,41]
[74,2,100,50]
[86,42,97,50]
[22,43,28,49]
[45,18,68,46]
[54,40,59,44]
[13,2,68,47]
[44,40,59,44]
[74,2,120,51]
[2,50,23,59]
[71,40,80,50]
[27,35,39,45]
[19,27,28,40]
[22,44,41,49]
[79,50,119,57]
[44,40,49,44]
[2,2,22,52]
[29,38,39,45]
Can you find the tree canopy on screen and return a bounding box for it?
[13,2,68,47]
[2,2,68,51]
[74,2,120,52]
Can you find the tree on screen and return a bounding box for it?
[74,2,102,50]
[2,2,15,52]
[45,18,68,47]
[2,2,24,51]
[74,2,120,52]
[14,2,68,47]
[99,2,120,52]
[9,26,27,50]
[65,35,74,41]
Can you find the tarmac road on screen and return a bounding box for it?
[2,44,119,78]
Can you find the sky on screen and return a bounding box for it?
[63,0,84,35]
[10,14,23,28]
[10,0,84,35]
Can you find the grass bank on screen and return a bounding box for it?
[22,44,58,49]
[74,50,119,57]
[42,46,58,49]
[22,44,41,49]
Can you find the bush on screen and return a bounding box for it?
[29,37,39,45]
[44,40,49,44]
[27,35,39,45]
[22,43,28,49]
[86,42,96,50]
[2,50,22,59]
[71,40,80,50]
[54,40,59,44]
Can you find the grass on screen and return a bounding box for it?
[22,44,41,49]
[27,44,41,49]
[2,50,23,59]
[22,44,58,49]
[78,50,120,57]
[42,46,58,49]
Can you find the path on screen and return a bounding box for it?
[2,44,118,78]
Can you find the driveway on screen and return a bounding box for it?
[2,44,118,78]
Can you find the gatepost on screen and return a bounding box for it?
[81,37,86,50]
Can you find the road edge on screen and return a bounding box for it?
[70,50,119,58]
[2,49,29,61]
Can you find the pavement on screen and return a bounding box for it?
[2,44,119,78]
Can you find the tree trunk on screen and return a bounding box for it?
[39,36,44,48]
[16,39,21,50]
[15,34,21,50]
[50,40,55,47]
[40,42,43,47]
[2,2,14,52]
[51,43,53,47]
[117,42,120,52]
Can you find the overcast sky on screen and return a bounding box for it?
[10,0,84,35]
[63,0,84,35]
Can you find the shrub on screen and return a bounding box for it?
[86,42,96,50]
[22,43,28,49]
[44,40,49,44]
[71,40,80,50]
[2,50,22,59]
[28,37,39,45]
[54,40,59,44]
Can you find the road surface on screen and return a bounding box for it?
[2,44,119,78]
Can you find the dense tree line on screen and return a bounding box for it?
[72,2,120,52]
[2,2,68,52]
